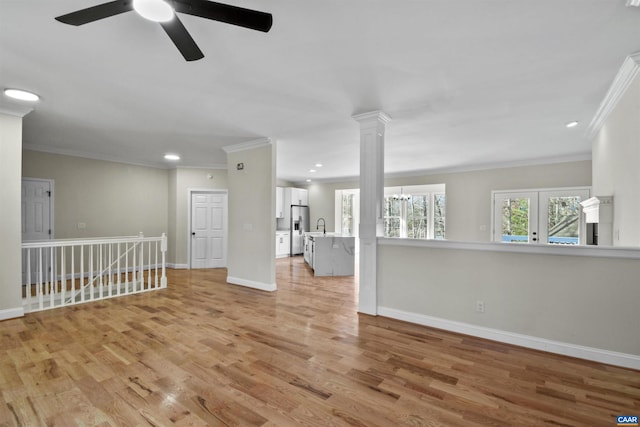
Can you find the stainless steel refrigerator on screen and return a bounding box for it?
[290,205,309,255]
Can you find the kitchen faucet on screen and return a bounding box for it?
[316,218,326,235]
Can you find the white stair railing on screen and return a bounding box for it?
[21,233,167,313]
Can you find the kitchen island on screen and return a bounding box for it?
[303,232,355,276]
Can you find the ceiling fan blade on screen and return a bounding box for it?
[160,16,204,61]
[173,0,273,32]
[55,1,133,26]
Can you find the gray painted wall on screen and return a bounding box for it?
[0,114,24,315]
[226,142,276,288]
[378,242,640,357]
[23,150,169,239]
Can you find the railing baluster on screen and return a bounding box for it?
[26,249,32,312]
[71,246,75,305]
[125,242,130,294]
[38,247,43,311]
[61,246,66,308]
[117,242,121,295]
[99,243,103,300]
[147,240,152,290]
[108,243,113,297]
[50,247,55,308]
[80,245,85,303]
[139,240,143,291]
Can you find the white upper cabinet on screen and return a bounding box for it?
[290,187,308,206]
[278,187,309,223]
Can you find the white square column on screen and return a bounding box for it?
[353,111,391,315]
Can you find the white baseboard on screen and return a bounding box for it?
[226,276,276,292]
[378,306,640,371]
[0,307,25,321]
[167,263,189,269]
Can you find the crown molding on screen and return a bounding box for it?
[289,152,592,185]
[586,51,640,140]
[222,137,272,153]
[23,143,228,170]
[22,143,171,169]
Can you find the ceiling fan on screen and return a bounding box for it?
[55,0,273,61]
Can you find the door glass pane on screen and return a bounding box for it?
[546,196,581,245]
[434,193,446,239]
[502,198,530,243]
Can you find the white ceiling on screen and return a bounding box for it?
[2,1,640,183]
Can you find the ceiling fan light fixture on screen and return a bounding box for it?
[4,88,39,102]
[133,0,174,22]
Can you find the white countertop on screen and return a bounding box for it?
[305,232,352,238]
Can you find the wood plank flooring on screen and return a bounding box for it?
[1,256,639,426]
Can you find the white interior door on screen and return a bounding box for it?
[493,192,539,243]
[190,192,227,268]
[22,178,54,284]
[22,178,52,241]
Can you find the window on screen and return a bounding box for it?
[341,192,355,236]
[336,184,446,241]
[383,185,446,240]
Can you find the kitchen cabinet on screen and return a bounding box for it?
[290,187,308,206]
[279,187,309,226]
[303,234,313,266]
[275,186,284,218]
[275,231,290,258]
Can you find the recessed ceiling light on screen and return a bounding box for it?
[133,0,174,22]
[315,163,323,168]
[565,121,579,128]
[309,169,316,173]
[306,179,312,182]
[164,153,180,160]
[4,88,39,102]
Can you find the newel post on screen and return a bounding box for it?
[160,233,167,288]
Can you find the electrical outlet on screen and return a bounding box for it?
[476,300,485,313]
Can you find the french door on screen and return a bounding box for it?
[493,188,590,245]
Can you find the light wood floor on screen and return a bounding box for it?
[1,257,639,426]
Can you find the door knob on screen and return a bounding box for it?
[191,232,196,236]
